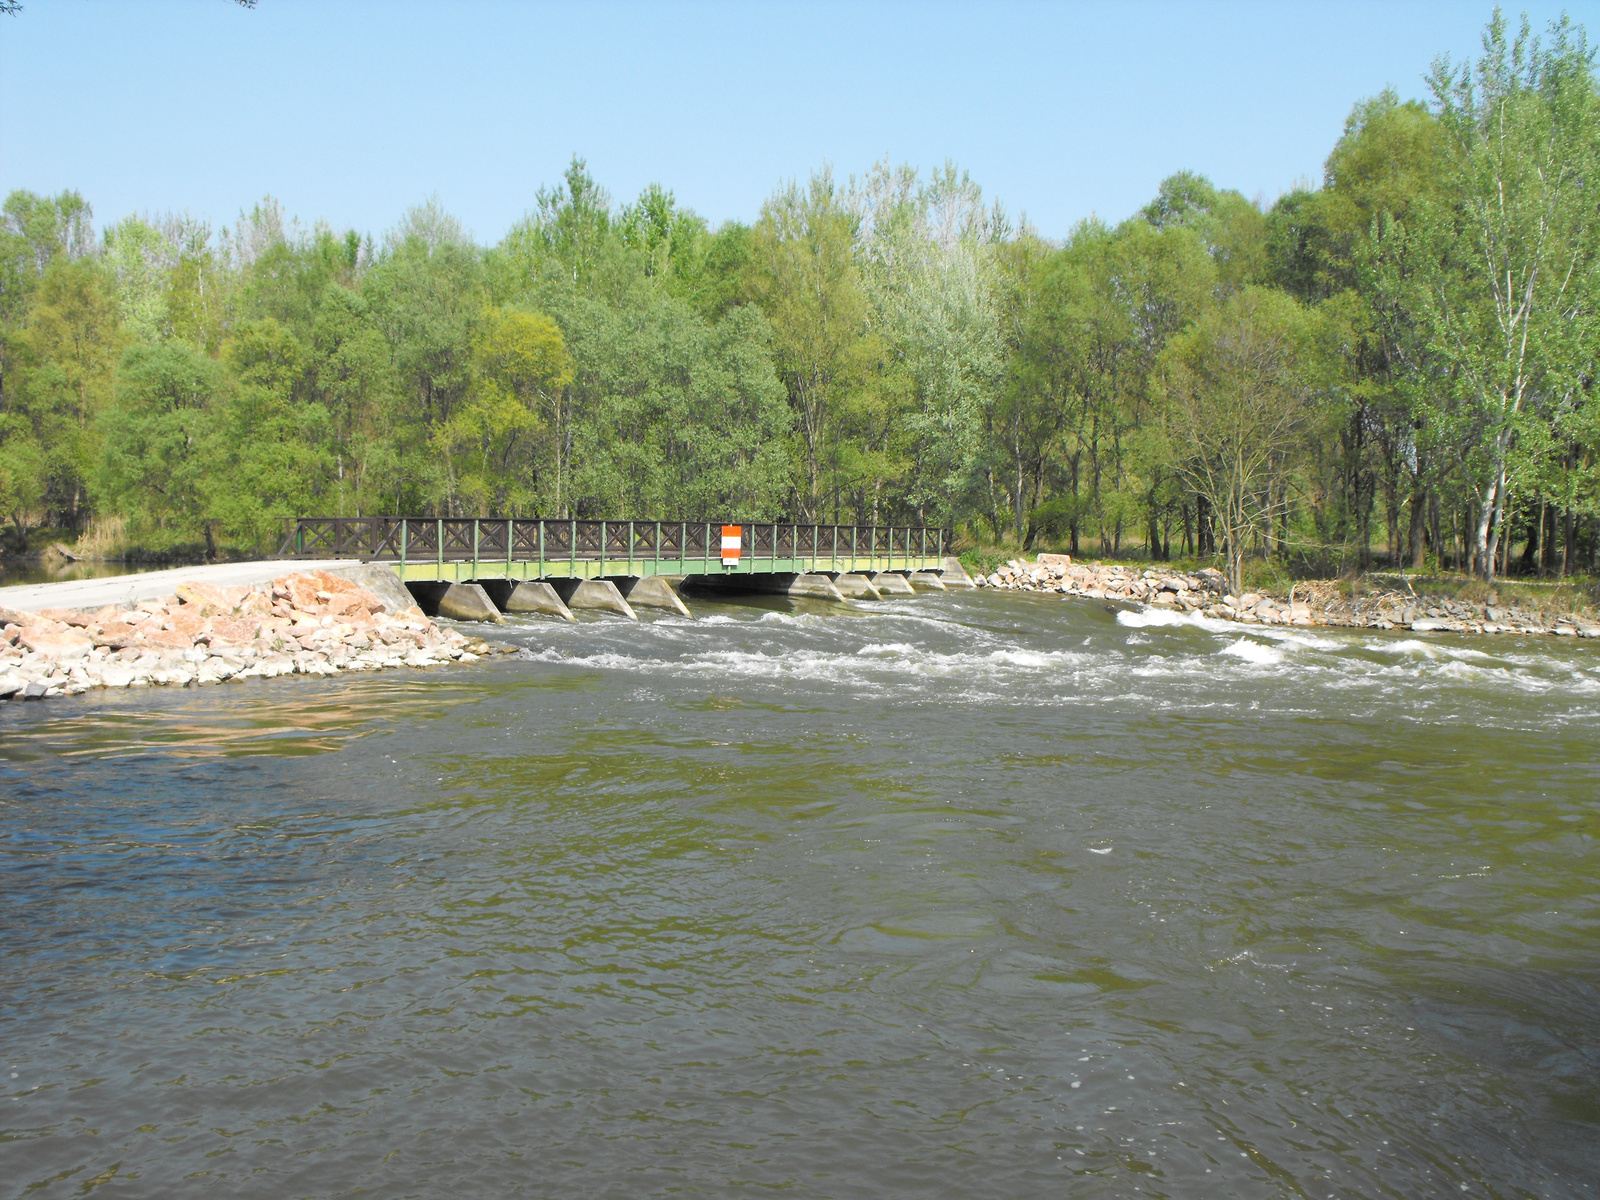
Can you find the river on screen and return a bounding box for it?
[3,589,1598,1198]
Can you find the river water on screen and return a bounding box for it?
[3,589,1598,1198]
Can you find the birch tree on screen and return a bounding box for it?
[1387,13,1600,579]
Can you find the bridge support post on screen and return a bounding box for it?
[868,570,915,596]
[940,557,977,588]
[832,573,882,600]
[406,580,506,623]
[611,575,692,616]
[476,578,575,621]
[548,577,638,620]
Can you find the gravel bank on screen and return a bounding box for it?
[1,568,506,703]
[975,554,1600,638]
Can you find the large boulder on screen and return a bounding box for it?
[323,563,414,614]
[18,625,93,660]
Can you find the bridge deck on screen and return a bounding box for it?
[280,518,950,582]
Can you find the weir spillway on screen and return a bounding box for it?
[277,517,973,621]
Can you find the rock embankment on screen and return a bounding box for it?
[1,568,503,703]
[974,553,1600,639]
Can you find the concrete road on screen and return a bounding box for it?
[0,561,349,613]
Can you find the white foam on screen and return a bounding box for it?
[1117,608,1231,632]
[1246,626,1345,652]
[1219,638,1284,665]
[500,591,1600,725]
[1372,637,1492,662]
[858,641,920,657]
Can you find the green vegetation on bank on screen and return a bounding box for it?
[2,13,1598,595]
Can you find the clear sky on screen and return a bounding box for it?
[3,0,1598,244]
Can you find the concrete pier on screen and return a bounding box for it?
[940,557,977,588]
[831,573,883,600]
[477,579,575,621]
[407,581,506,623]
[549,577,638,620]
[613,575,692,616]
[908,571,948,591]
[869,571,916,596]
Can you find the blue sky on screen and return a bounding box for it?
[3,0,1598,244]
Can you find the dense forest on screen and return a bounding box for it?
[2,13,1597,587]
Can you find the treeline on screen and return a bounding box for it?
[2,12,1597,587]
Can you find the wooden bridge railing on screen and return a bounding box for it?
[277,517,949,572]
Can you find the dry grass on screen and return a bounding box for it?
[73,515,128,559]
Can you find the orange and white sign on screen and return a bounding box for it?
[721,524,742,566]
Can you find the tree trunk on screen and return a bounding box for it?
[1386,485,1400,569]
[1520,500,1541,576]
[1264,478,1275,562]
[1475,464,1503,582]
[1429,492,1441,572]
[1408,484,1428,570]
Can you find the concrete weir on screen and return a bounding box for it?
[476,579,575,622]
[908,570,948,591]
[612,575,692,616]
[684,572,847,602]
[548,577,638,620]
[406,580,506,623]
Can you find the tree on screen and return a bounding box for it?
[1382,13,1600,580]
[365,205,486,512]
[308,287,397,517]
[17,259,122,528]
[0,422,45,546]
[849,160,1008,527]
[208,318,332,552]
[1157,287,1323,596]
[1010,218,1213,553]
[94,342,223,545]
[1,189,96,409]
[555,288,792,518]
[1142,170,1269,291]
[749,167,873,521]
[438,306,573,515]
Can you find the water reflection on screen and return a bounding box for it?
[0,559,147,588]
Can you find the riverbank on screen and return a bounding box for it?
[0,567,506,702]
[975,554,1600,638]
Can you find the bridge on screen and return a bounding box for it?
[278,517,973,621]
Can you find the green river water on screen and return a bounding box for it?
[2,589,1597,1198]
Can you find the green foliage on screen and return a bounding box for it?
[4,11,1599,581]
[94,341,222,542]
[959,547,1012,577]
